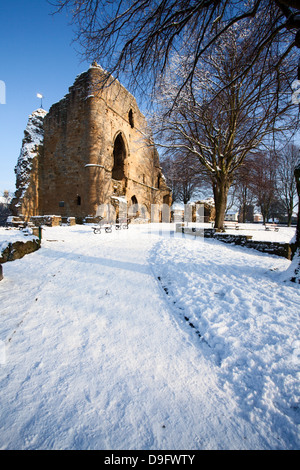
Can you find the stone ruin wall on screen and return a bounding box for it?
[39,69,92,218]
[39,64,170,222]
[13,64,171,223]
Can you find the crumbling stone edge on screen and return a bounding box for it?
[0,238,41,264]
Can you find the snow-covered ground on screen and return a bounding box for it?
[0,223,299,450]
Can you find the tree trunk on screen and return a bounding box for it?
[295,170,300,242]
[287,199,293,227]
[289,164,300,283]
[213,176,230,230]
[260,204,268,225]
[295,166,300,245]
[241,203,247,223]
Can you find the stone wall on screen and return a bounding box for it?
[30,215,62,227]
[11,63,171,222]
[0,238,40,264]
[176,225,292,259]
[39,63,170,221]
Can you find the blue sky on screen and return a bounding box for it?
[0,0,91,193]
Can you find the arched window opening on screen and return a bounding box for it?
[157,174,161,189]
[129,195,139,218]
[112,133,126,181]
[77,195,81,206]
[129,109,134,128]
[163,194,169,205]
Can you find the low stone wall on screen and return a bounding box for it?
[0,238,41,263]
[30,215,62,227]
[62,217,76,226]
[129,217,149,224]
[176,225,292,259]
[244,240,292,259]
[84,216,102,224]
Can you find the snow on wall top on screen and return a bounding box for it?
[14,108,47,203]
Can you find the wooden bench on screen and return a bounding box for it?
[224,221,239,230]
[92,222,112,234]
[265,223,279,232]
[115,218,129,230]
[92,218,129,234]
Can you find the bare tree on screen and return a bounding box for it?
[52,0,300,99]
[276,143,299,225]
[150,25,297,229]
[233,161,256,223]
[161,152,207,203]
[250,151,279,224]
[288,157,300,283]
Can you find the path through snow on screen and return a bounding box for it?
[0,224,299,449]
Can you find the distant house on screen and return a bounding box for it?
[171,199,216,223]
[254,213,263,223]
[194,198,215,223]
[225,211,239,221]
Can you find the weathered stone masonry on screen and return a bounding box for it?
[13,63,171,221]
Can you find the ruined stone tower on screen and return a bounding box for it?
[13,62,171,222]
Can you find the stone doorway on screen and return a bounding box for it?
[112,133,126,181]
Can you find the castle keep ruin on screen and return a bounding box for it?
[12,63,171,222]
